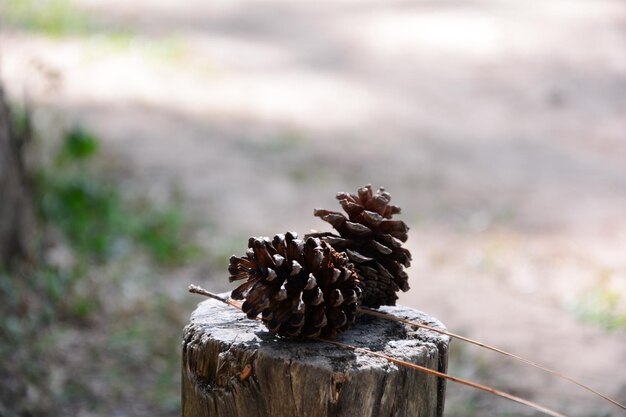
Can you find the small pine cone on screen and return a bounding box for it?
[308,184,412,308]
[228,232,361,339]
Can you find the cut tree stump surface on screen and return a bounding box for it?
[182,295,450,417]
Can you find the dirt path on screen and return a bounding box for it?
[2,0,626,415]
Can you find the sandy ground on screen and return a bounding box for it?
[2,0,626,415]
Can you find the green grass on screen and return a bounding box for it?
[573,285,626,331]
[0,118,199,416]
[263,130,308,152]
[57,126,99,160]
[36,126,198,265]
[136,205,200,265]
[3,0,93,37]
[3,0,185,64]
[82,33,186,64]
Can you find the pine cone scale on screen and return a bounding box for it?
[345,248,373,263]
[379,220,409,240]
[339,200,363,217]
[372,240,393,255]
[344,221,372,236]
[359,210,384,227]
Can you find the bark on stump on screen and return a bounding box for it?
[182,296,450,417]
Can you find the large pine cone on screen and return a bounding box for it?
[228,232,361,339]
[308,185,411,308]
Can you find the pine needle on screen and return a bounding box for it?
[188,284,570,417]
[358,307,625,411]
[320,338,568,417]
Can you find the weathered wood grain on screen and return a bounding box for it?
[182,296,450,417]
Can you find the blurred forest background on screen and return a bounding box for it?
[1,0,625,416]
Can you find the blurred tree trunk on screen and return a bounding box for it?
[0,86,36,269]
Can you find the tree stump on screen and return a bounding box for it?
[182,296,450,417]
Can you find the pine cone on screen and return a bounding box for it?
[308,185,412,308]
[228,232,361,339]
